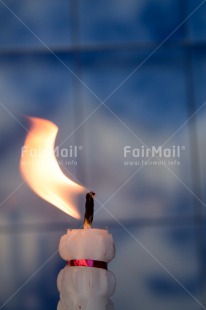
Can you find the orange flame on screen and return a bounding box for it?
[20,117,85,219]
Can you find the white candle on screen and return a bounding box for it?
[57,228,116,310]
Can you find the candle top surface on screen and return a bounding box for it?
[66,228,112,237]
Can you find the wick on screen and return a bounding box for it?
[83,191,95,229]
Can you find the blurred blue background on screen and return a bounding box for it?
[0,0,206,309]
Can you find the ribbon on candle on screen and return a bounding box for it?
[68,259,108,270]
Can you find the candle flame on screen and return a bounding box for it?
[20,117,85,219]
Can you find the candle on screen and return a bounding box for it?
[57,193,116,310]
[57,226,116,310]
[20,117,116,310]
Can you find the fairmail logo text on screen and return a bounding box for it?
[124,145,185,158]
